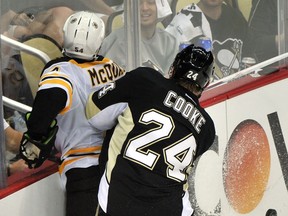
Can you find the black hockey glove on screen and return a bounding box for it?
[19,112,58,169]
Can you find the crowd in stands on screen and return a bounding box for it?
[0,1,286,216]
[0,0,283,175]
[99,0,178,75]
[1,0,282,85]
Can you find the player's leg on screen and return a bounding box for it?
[65,165,100,216]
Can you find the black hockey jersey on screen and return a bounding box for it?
[86,67,215,216]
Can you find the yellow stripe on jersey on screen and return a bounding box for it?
[63,146,102,158]
[68,58,111,68]
[59,146,102,174]
[39,77,73,114]
[41,72,70,80]
[58,155,99,174]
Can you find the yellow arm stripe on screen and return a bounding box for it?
[41,72,70,80]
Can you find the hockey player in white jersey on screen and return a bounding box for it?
[19,11,125,216]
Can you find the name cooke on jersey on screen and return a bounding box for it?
[163,90,206,133]
[87,63,125,86]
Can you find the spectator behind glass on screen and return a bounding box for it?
[0,6,74,47]
[3,118,29,176]
[99,0,179,76]
[0,0,122,18]
[80,0,124,20]
[166,0,251,79]
[248,0,278,63]
[0,0,124,46]
[1,55,34,119]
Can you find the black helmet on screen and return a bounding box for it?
[170,44,214,89]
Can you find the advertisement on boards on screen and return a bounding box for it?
[188,78,288,216]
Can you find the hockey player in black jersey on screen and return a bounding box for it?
[86,44,216,216]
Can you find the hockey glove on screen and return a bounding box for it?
[19,112,58,168]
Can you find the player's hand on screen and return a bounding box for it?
[19,112,58,168]
[19,135,41,168]
[8,159,29,175]
[11,12,34,26]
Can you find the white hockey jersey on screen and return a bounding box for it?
[38,56,125,186]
